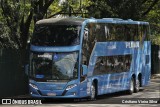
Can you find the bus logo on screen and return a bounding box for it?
[2,99,11,104]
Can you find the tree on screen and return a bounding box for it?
[87,0,159,20]
[145,0,160,45]
[0,0,56,69]
[48,0,92,18]
[0,0,55,49]
[1,0,160,48]
[87,0,160,45]
[0,0,91,49]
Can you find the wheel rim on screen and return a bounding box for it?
[91,85,95,99]
[130,80,134,92]
[136,80,140,91]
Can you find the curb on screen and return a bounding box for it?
[151,74,160,79]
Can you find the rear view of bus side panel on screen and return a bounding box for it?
[141,41,151,86]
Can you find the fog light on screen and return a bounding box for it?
[73,92,76,95]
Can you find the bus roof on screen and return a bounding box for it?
[36,17,86,25]
[36,17,149,25]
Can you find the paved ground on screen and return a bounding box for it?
[151,74,160,79]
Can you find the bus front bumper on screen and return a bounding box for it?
[30,93,81,98]
[29,84,81,98]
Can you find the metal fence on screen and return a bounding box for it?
[0,49,28,97]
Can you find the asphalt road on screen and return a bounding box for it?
[1,79,160,107]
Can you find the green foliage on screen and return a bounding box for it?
[0,0,32,49]
[87,0,160,45]
[144,0,160,45]
[48,0,92,17]
[87,0,159,20]
[0,0,160,48]
[0,23,15,48]
[47,0,62,16]
[151,35,160,45]
[0,0,55,49]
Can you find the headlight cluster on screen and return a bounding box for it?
[66,84,77,90]
[29,83,38,90]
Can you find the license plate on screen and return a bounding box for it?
[47,93,56,96]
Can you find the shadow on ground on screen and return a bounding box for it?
[42,89,145,104]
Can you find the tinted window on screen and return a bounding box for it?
[84,23,149,42]
[31,25,81,46]
[82,23,149,65]
[93,55,132,75]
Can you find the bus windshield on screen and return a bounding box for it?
[30,52,78,81]
[31,25,81,46]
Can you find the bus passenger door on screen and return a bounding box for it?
[79,65,88,97]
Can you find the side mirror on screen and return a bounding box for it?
[82,65,88,76]
[25,64,29,76]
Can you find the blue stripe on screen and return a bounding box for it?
[31,45,80,52]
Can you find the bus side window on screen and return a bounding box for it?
[82,23,98,66]
[134,25,139,41]
[104,25,110,41]
[95,24,106,42]
[82,27,89,65]
[139,25,143,42]
[142,25,148,41]
[93,57,107,75]
[110,24,116,41]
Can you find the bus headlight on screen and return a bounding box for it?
[29,83,38,90]
[66,84,77,90]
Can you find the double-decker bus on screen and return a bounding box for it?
[28,17,151,99]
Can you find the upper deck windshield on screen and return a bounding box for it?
[31,25,81,46]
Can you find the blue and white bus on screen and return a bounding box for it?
[28,17,151,99]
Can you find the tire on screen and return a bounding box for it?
[128,77,134,95]
[90,82,96,99]
[134,78,140,93]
